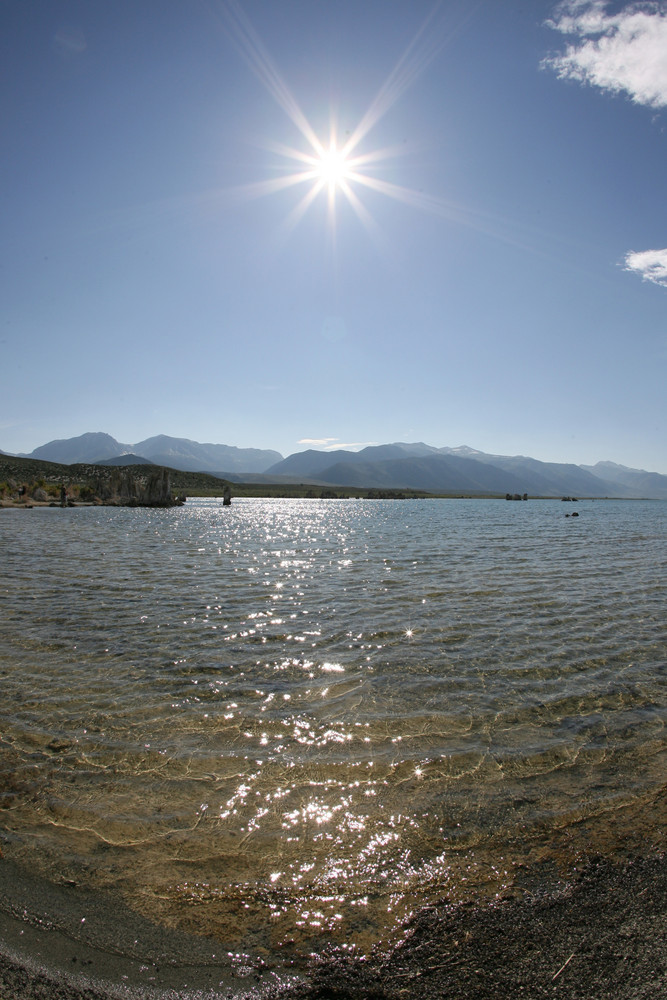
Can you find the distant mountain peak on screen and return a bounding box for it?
[591,459,647,474]
[441,445,485,457]
[23,431,133,465]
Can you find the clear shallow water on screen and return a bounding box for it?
[1,497,666,969]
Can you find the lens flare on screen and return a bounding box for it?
[216,0,455,238]
[213,1,541,255]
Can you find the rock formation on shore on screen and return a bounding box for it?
[0,464,185,508]
[91,467,183,506]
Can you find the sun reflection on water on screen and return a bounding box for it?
[1,498,666,965]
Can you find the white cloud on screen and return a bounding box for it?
[296,438,377,452]
[328,441,377,451]
[624,248,667,285]
[298,437,339,447]
[544,1,667,108]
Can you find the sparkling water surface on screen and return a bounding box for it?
[1,497,666,967]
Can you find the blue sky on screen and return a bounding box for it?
[2,0,666,471]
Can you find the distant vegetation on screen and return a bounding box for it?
[0,455,228,503]
[229,483,441,499]
[0,455,473,502]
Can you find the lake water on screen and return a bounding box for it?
[1,497,666,979]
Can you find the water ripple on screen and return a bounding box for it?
[1,497,666,960]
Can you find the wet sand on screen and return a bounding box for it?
[2,851,666,1000]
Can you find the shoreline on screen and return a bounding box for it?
[1,851,666,999]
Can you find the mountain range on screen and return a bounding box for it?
[4,432,667,499]
[14,432,282,474]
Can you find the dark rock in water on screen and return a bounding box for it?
[46,738,72,753]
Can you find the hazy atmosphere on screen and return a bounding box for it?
[2,0,666,472]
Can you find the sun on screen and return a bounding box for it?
[219,0,457,237]
[315,142,351,189]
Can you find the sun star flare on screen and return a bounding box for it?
[218,0,460,240]
[315,142,351,189]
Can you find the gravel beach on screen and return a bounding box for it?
[2,852,666,1000]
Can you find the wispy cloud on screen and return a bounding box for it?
[544,1,667,108]
[624,248,667,286]
[296,438,376,452]
[330,442,377,452]
[298,437,339,447]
